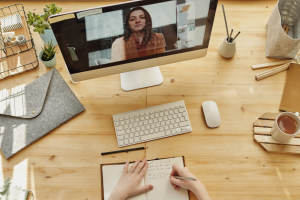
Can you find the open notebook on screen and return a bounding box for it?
[101,156,189,200]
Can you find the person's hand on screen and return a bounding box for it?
[170,164,211,200]
[108,158,153,200]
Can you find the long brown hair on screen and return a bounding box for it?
[124,7,155,45]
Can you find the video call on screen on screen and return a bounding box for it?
[52,0,211,73]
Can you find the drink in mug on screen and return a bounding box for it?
[271,112,300,143]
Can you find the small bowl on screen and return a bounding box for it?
[16,35,26,46]
[10,36,18,45]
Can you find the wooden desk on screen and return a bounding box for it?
[0,1,299,199]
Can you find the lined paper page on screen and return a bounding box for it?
[145,157,189,200]
[102,164,146,200]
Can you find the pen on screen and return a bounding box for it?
[229,29,233,42]
[222,4,229,41]
[101,147,148,155]
[231,31,241,43]
[173,176,197,181]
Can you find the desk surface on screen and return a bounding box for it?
[0,1,299,200]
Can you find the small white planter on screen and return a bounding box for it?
[40,29,58,46]
[39,51,56,68]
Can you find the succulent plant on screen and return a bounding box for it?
[27,3,62,34]
[41,40,56,61]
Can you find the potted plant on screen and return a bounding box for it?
[39,40,57,68]
[27,3,62,46]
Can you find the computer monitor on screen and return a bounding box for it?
[49,0,218,91]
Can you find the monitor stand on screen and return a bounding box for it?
[120,66,163,91]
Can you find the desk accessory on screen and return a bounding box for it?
[173,176,197,181]
[221,4,229,41]
[101,147,148,155]
[218,37,236,58]
[100,156,189,200]
[0,3,38,80]
[202,101,221,128]
[113,100,192,147]
[253,112,300,155]
[39,40,57,68]
[0,68,85,159]
[266,0,300,59]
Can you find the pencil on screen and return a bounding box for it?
[222,4,229,41]
[231,31,241,43]
[174,176,197,181]
[229,29,233,42]
[101,147,148,155]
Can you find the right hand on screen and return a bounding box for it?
[170,164,211,200]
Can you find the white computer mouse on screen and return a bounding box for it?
[202,101,221,128]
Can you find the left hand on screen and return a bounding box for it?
[108,158,153,200]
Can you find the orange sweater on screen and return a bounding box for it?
[111,33,166,62]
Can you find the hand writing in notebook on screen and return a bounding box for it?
[170,164,211,200]
[108,158,153,200]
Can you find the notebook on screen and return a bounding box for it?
[100,156,189,200]
[280,63,300,112]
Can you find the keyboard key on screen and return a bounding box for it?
[141,131,165,141]
[159,117,163,122]
[166,120,170,125]
[144,130,149,135]
[139,122,143,126]
[186,126,192,132]
[169,110,174,114]
[174,109,179,114]
[179,108,185,113]
[155,113,159,117]
[150,129,154,134]
[154,119,158,123]
[134,137,140,142]
[171,129,176,135]
[135,132,139,137]
[117,126,123,131]
[171,119,176,124]
[164,116,168,121]
[145,116,150,120]
[129,124,133,128]
[115,122,120,126]
[136,127,141,131]
[131,128,135,133]
[114,118,119,122]
[176,128,182,134]
[156,123,160,128]
[161,121,166,126]
[125,120,130,124]
[182,112,187,116]
[168,115,173,120]
[124,139,129,144]
[173,114,178,119]
[181,127,187,132]
[140,131,144,136]
[135,118,140,122]
[125,134,129,139]
[159,127,164,132]
[164,111,169,115]
[118,135,124,140]
[150,115,155,119]
[126,129,130,134]
[130,133,134,138]
[169,124,174,129]
[180,117,185,122]
[155,128,159,133]
[174,124,179,128]
[149,119,154,124]
[119,140,124,146]
[120,117,124,121]
[146,125,150,129]
[134,123,138,127]
[125,116,129,120]
[130,119,135,123]
[140,117,145,121]
[180,121,189,127]
[164,126,169,130]
[179,105,185,108]
[124,125,129,130]
[144,121,149,125]
[117,130,126,136]
[185,116,189,121]
[120,121,125,125]
[178,113,183,118]
[141,126,145,130]
[129,138,134,144]
[160,112,164,117]
[166,130,172,136]
[176,119,181,123]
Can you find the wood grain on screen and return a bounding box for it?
[0,1,299,200]
[254,135,300,146]
[258,112,279,120]
[253,119,275,128]
[260,143,300,155]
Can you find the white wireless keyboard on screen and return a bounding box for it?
[112,100,192,147]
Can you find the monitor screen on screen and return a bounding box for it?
[50,0,217,74]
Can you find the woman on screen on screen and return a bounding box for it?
[111,7,166,62]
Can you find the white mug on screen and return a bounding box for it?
[271,112,300,143]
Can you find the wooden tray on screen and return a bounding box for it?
[253,112,300,155]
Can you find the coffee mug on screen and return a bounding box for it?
[271,112,300,143]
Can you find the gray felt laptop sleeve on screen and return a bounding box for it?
[0,68,85,159]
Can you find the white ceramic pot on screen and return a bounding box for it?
[39,51,56,68]
[39,29,58,46]
[219,37,236,58]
